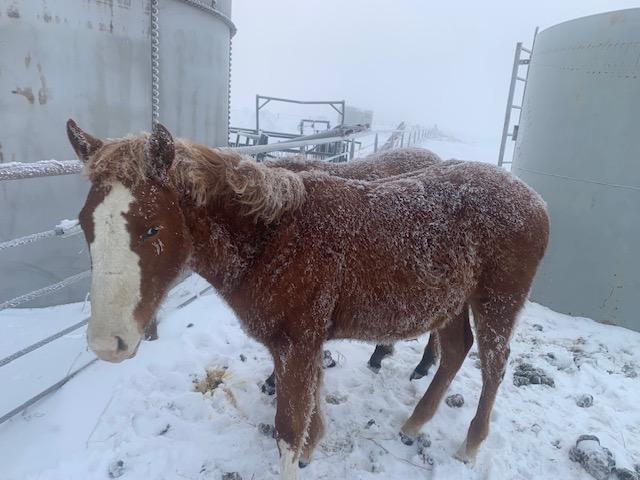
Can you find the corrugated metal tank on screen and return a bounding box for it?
[513,9,640,331]
[0,0,234,306]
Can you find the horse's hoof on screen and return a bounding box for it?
[454,441,476,465]
[399,432,414,446]
[367,362,381,374]
[261,382,276,396]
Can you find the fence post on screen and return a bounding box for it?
[374,133,378,152]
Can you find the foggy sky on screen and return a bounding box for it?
[230,1,638,141]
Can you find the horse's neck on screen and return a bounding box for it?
[182,198,268,294]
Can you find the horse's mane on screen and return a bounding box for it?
[84,135,306,224]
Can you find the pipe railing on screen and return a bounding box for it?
[0,124,426,424]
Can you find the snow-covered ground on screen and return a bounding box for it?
[2,280,639,479]
[1,138,638,479]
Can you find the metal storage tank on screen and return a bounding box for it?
[512,8,640,331]
[0,0,234,307]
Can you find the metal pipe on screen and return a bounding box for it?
[0,358,98,426]
[0,160,82,181]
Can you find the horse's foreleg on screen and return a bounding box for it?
[367,344,394,373]
[400,308,472,444]
[273,344,323,479]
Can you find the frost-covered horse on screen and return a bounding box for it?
[68,120,549,479]
[261,148,444,394]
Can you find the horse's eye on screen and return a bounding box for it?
[141,226,160,240]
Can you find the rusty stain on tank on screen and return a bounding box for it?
[37,64,49,105]
[7,4,19,18]
[11,87,35,104]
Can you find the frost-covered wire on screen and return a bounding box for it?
[0,270,91,311]
[0,220,81,252]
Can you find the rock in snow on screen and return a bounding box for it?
[513,362,555,387]
[569,435,616,480]
[445,393,465,408]
[576,394,594,408]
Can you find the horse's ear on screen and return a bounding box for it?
[66,119,103,163]
[146,122,175,180]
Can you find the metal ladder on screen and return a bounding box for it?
[498,28,538,168]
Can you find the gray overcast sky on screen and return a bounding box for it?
[230,1,638,140]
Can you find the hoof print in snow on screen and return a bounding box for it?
[222,473,243,480]
[365,419,376,429]
[399,432,414,446]
[576,394,594,408]
[186,323,194,328]
[513,362,555,387]
[417,432,432,452]
[158,423,171,435]
[258,422,276,438]
[569,435,615,480]
[445,393,464,408]
[325,393,347,405]
[322,350,337,369]
[108,460,125,479]
[613,468,640,480]
[622,363,638,379]
[239,354,246,362]
[532,324,544,331]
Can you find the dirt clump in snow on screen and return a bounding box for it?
[513,361,555,387]
[445,393,464,408]
[612,467,640,480]
[193,367,228,394]
[258,423,276,438]
[107,460,125,478]
[577,394,594,408]
[222,473,243,480]
[569,435,616,480]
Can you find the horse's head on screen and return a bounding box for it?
[67,120,191,363]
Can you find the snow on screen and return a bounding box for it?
[1,139,638,479]
[1,286,639,479]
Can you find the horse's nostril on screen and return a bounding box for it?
[115,336,128,352]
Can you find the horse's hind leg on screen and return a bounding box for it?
[410,333,440,380]
[367,344,394,373]
[455,293,526,463]
[400,308,473,443]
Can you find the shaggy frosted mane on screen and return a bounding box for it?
[171,143,306,223]
[84,135,306,224]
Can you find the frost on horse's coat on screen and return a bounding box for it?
[68,120,549,478]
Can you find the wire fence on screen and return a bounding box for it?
[0,124,426,425]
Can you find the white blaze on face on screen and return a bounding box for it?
[87,181,143,361]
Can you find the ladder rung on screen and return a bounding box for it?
[507,133,513,137]
[516,76,527,82]
[512,105,522,110]
[521,46,532,54]
[519,59,530,65]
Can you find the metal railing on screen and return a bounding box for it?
[0,123,426,425]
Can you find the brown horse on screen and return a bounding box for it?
[68,120,549,479]
[260,148,444,394]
